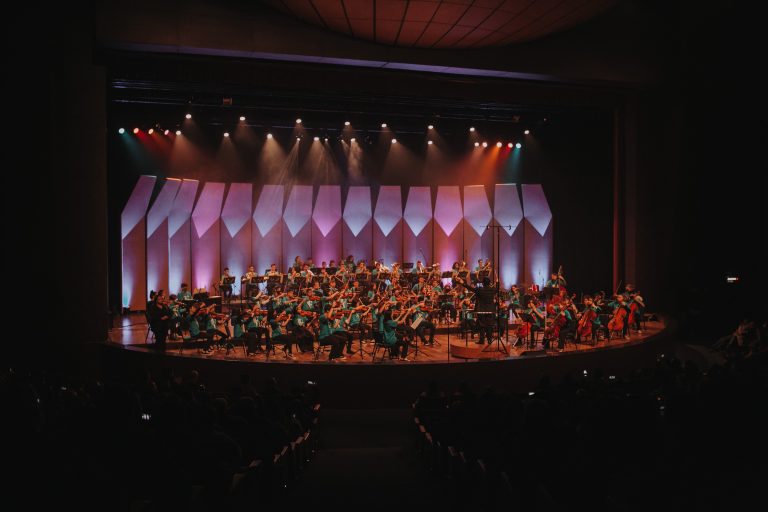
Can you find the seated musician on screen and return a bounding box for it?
[576,295,601,343]
[628,291,646,333]
[293,255,304,271]
[266,263,281,278]
[355,261,368,275]
[291,305,316,353]
[185,304,213,354]
[524,299,546,345]
[300,263,315,279]
[167,294,186,340]
[474,259,484,272]
[245,306,269,355]
[412,276,427,296]
[413,260,426,274]
[178,283,192,301]
[411,303,436,346]
[219,267,233,298]
[201,304,232,350]
[348,301,373,346]
[319,267,331,284]
[317,305,346,361]
[440,285,458,323]
[380,306,411,361]
[607,294,631,338]
[269,311,297,359]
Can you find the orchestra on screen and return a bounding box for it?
[147,258,647,360]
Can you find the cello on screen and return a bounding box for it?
[607,298,628,336]
[577,298,597,341]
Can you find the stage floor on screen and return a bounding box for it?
[108,313,663,364]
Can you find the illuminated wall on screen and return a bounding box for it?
[121,177,552,309]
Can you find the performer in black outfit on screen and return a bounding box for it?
[456,276,497,345]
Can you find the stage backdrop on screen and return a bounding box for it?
[122,178,552,309]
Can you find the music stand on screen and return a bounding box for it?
[480,221,513,356]
[402,262,414,270]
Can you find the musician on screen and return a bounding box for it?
[411,303,436,346]
[300,263,315,279]
[628,291,646,333]
[269,312,297,359]
[291,307,316,353]
[242,265,258,297]
[380,307,411,361]
[178,283,192,301]
[524,299,546,346]
[185,304,213,355]
[576,296,601,343]
[317,305,346,361]
[545,272,567,289]
[456,276,497,344]
[331,309,355,354]
[440,285,458,323]
[202,304,231,349]
[608,294,631,338]
[219,268,233,298]
[167,294,186,340]
[245,307,269,355]
[474,259,484,272]
[412,276,428,296]
[293,255,304,271]
[413,260,427,274]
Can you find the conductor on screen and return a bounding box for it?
[456,276,497,345]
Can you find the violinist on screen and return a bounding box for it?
[412,302,436,347]
[317,304,346,361]
[269,310,297,359]
[440,285,458,323]
[330,308,355,354]
[380,304,412,361]
[524,299,546,346]
[291,305,316,353]
[348,302,373,349]
[245,306,269,355]
[412,276,428,296]
[201,303,232,349]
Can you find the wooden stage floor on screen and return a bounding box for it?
[108,313,664,364]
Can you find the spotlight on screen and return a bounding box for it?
[324,138,328,142]
[164,129,169,136]
[496,142,502,148]
[469,127,475,132]
[482,142,488,148]
[351,137,356,142]
[224,132,230,138]
[427,140,433,145]
[381,123,387,128]
[118,128,125,134]
[175,130,181,135]
[507,142,513,148]
[240,116,246,121]
[133,128,139,134]
[391,138,397,144]
[474,142,479,147]
[344,121,350,126]
[524,129,530,135]
[516,143,522,149]
[148,128,154,135]
[314,136,320,141]
[185,113,192,119]
[296,118,302,124]
[428,124,434,130]
[267,133,273,139]
[296,136,301,140]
